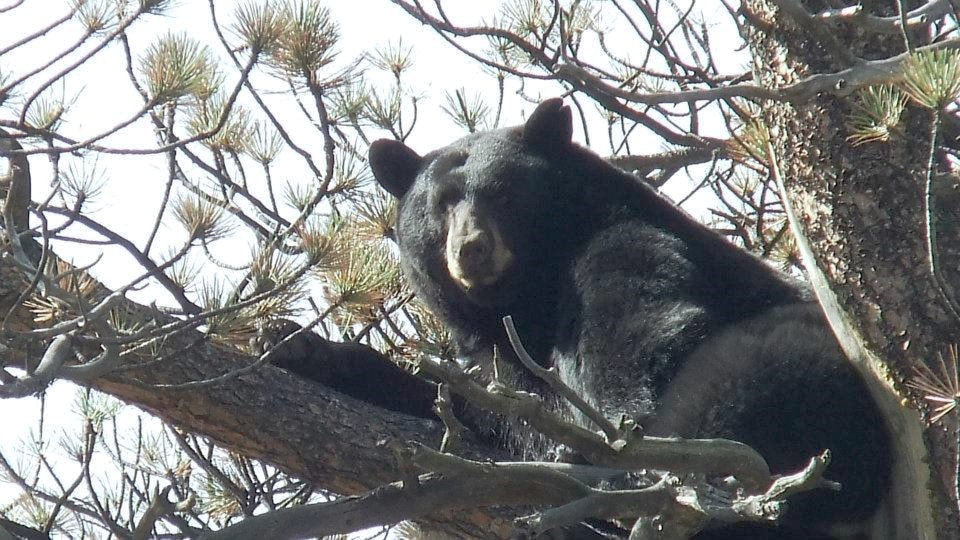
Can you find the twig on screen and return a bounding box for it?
[608,147,720,182]
[7,53,260,157]
[502,315,620,443]
[523,477,683,538]
[59,343,120,381]
[169,429,247,511]
[895,0,914,52]
[206,0,326,183]
[15,5,152,127]
[770,0,859,65]
[435,383,465,453]
[201,443,821,540]
[812,0,948,34]
[920,111,960,323]
[0,0,25,13]
[40,206,199,314]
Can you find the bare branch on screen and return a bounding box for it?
[503,315,620,443]
[0,334,72,398]
[558,37,960,107]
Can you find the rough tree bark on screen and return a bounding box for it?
[745,1,958,537]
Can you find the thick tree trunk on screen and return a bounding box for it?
[745,2,958,537]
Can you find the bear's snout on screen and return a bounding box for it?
[456,230,493,272]
[445,203,513,291]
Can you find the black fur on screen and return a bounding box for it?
[364,98,891,537]
[254,320,437,420]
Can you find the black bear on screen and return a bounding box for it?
[364,98,891,538]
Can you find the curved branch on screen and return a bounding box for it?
[557,37,960,107]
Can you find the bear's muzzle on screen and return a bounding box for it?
[445,202,513,290]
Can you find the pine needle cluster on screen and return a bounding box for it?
[324,242,400,311]
[364,89,403,132]
[268,1,339,83]
[246,123,283,165]
[165,255,201,292]
[187,93,252,153]
[137,0,174,16]
[75,389,122,428]
[727,118,770,165]
[847,86,908,146]
[908,344,960,425]
[350,190,396,242]
[59,160,107,209]
[404,300,456,361]
[24,95,66,131]
[297,216,345,271]
[76,0,115,34]
[368,39,413,80]
[232,2,288,54]
[140,33,219,105]
[329,83,369,125]
[501,0,552,40]
[25,259,99,325]
[172,196,234,243]
[196,278,259,347]
[328,154,370,197]
[901,49,960,109]
[248,247,303,299]
[200,472,243,523]
[442,89,490,133]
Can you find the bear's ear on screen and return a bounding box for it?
[522,98,572,152]
[368,139,422,198]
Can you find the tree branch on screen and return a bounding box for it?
[202,443,828,540]
[0,246,513,537]
[418,354,772,490]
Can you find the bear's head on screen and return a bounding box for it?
[369,99,574,312]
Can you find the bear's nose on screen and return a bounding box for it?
[457,232,492,272]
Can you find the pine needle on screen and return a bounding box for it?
[187,93,252,153]
[269,0,339,82]
[140,33,218,104]
[901,49,960,109]
[847,86,908,145]
[172,197,234,242]
[907,344,960,424]
[232,1,287,53]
